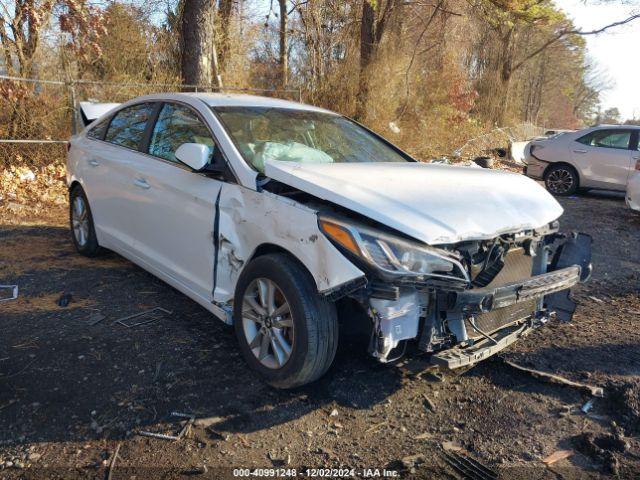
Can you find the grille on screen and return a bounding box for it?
[466,247,535,338]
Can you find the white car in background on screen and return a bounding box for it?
[525,125,640,195]
[67,93,591,388]
[627,171,640,212]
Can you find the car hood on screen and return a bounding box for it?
[264,161,564,245]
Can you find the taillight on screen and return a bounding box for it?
[636,159,640,171]
[66,142,71,152]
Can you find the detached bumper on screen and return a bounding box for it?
[455,265,581,315]
[430,233,592,369]
[429,267,580,369]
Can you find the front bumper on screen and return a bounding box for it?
[524,158,548,180]
[428,267,581,369]
[429,233,592,368]
[367,232,591,365]
[627,190,640,212]
[455,265,581,315]
[626,173,640,212]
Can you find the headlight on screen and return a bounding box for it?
[319,217,469,283]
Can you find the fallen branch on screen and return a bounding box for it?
[502,359,604,397]
[0,358,37,379]
[365,421,388,434]
[107,442,121,480]
[138,412,195,441]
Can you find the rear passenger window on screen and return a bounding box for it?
[105,103,155,150]
[577,130,631,150]
[87,118,109,140]
[148,103,215,163]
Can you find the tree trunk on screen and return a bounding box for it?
[493,27,518,125]
[278,0,288,89]
[181,0,222,89]
[218,0,233,70]
[355,0,399,120]
[0,20,16,76]
[355,0,376,120]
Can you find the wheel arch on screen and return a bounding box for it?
[246,243,317,285]
[543,161,581,188]
[69,179,82,193]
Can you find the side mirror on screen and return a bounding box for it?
[175,143,210,171]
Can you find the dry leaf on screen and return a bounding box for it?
[542,450,573,465]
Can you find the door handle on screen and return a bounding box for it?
[133,178,150,189]
[573,149,587,154]
[88,159,100,166]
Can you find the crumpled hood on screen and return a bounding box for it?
[264,161,564,245]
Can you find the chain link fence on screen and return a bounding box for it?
[453,123,546,160]
[0,74,301,169]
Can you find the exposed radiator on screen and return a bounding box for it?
[466,247,536,338]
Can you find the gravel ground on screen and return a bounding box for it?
[1,191,639,479]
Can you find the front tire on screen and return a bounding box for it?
[544,164,579,196]
[233,253,338,389]
[69,186,101,257]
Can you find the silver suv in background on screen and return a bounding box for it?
[525,125,640,195]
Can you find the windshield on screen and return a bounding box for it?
[212,107,411,173]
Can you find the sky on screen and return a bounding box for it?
[555,0,640,120]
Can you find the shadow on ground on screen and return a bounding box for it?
[0,225,403,446]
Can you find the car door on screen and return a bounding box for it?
[81,102,158,251]
[571,129,634,190]
[125,102,224,304]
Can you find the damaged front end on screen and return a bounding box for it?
[319,217,592,368]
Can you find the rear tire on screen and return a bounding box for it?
[233,253,338,389]
[69,186,101,257]
[544,164,579,196]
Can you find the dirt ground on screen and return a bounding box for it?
[1,190,640,479]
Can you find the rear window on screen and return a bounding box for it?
[576,130,631,150]
[104,103,156,150]
[86,118,109,140]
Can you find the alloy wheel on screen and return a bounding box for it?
[71,196,90,247]
[547,169,574,194]
[241,278,294,369]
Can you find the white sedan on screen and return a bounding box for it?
[627,171,640,212]
[67,93,591,388]
[525,125,640,195]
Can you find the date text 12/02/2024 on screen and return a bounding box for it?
[232,468,400,478]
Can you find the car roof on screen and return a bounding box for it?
[132,92,337,115]
[590,124,640,130]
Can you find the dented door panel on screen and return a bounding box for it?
[213,184,365,306]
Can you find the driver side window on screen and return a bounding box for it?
[148,103,216,163]
[577,129,631,150]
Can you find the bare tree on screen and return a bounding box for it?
[473,0,640,125]
[572,63,612,120]
[278,0,288,88]
[0,0,56,77]
[0,0,104,136]
[356,0,400,120]
[218,0,234,70]
[181,0,222,88]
